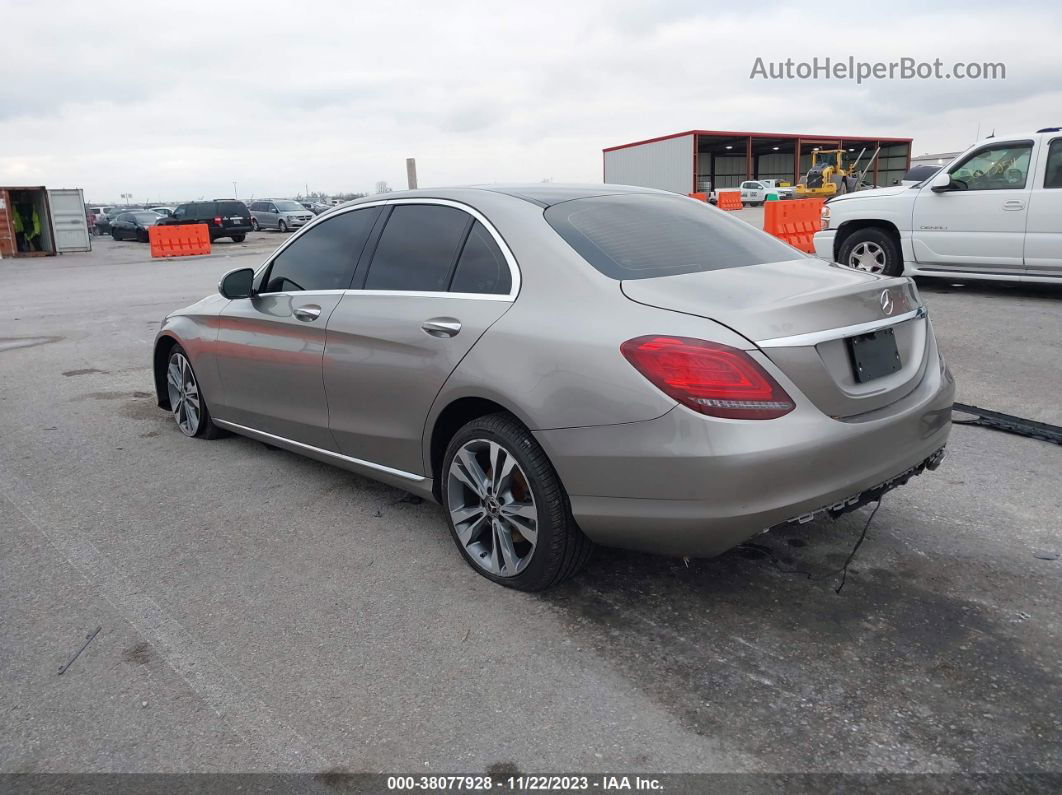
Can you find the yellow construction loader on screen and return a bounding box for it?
[794,149,850,198]
[794,147,880,198]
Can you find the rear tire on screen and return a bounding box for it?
[441,412,592,591]
[838,227,903,276]
[231,234,246,243]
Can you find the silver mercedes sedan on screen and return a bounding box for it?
[154,184,954,590]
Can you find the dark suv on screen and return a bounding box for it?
[159,200,252,242]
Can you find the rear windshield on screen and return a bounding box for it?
[544,193,802,280]
[217,201,249,216]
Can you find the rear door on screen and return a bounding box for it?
[1024,135,1062,276]
[910,139,1033,272]
[213,205,382,449]
[324,201,517,474]
[48,189,91,252]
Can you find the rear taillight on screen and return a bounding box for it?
[214,215,223,226]
[620,336,795,420]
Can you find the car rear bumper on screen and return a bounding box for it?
[534,353,955,557]
[210,226,252,238]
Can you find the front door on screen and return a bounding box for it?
[324,202,516,475]
[213,205,382,449]
[911,139,1033,272]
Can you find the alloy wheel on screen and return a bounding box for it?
[849,241,887,273]
[166,352,202,436]
[447,439,539,577]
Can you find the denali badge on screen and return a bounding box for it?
[880,289,895,316]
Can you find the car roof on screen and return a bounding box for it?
[344,183,670,210]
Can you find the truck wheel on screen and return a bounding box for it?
[838,228,902,276]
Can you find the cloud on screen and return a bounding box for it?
[0,0,1056,200]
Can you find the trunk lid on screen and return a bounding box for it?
[621,259,930,418]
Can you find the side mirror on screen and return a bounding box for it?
[219,267,255,299]
[930,171,961,192]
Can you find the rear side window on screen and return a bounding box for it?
[544,194,801,280]
[263,207,381,293]
[1044,139,1062,188]
[364,205,470,292]
[218,201,248,216]
[450,221,511,295]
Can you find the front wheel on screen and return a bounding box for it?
[838,228,903,276]
[442,412,592,591]
[278,219,288,233]
[165,345,224,439]
[250,218,260,231]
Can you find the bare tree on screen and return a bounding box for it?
[374,181,393,194]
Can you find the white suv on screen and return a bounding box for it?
[815,128,1062,283]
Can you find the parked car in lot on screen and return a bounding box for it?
[249,199,314,232]
[897,163,943,187]
[158,200,252,242]
[710,181,793,206]
[816,128,1062,281]
[111,211,162,242]
[95,208,129,234]
[154,184,953,591]
[150,206,175,217]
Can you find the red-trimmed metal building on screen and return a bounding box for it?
[603,130,913,194]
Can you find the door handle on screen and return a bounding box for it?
[1002,200,1025,211]
[421,318,462,338]
[293,304,322,322]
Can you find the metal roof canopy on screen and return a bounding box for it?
[603,130,913,192]
[603,129,912,152]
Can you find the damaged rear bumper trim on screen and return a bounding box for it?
[772,446,946,530]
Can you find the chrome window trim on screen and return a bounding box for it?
[252,197,521,301]
[212,419,426,482]
[757,306,927,348]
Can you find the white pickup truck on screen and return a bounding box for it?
[814,128,1062,282]
[710,180,793,206]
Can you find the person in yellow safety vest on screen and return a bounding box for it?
[12,202,41,251]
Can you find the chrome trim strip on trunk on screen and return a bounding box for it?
[756,306,927,349]
[212,419,426,482]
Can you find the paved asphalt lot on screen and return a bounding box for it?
[1,229,1059,778]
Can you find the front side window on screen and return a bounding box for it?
[364,205,470,292]
[545,193,801,281]
[173,205,187,219]
[949,141,1033,191]
[262,207,381,293]
[450,221,511,295]
[1044,140,1062,189]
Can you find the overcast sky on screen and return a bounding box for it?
[2,0,1059,203]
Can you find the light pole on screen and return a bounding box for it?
[232,180,238,199]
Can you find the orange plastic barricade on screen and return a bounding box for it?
[762,198,825,253]
[148,224,212,258]
[716,190,743,211]
[688,192,707,202]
